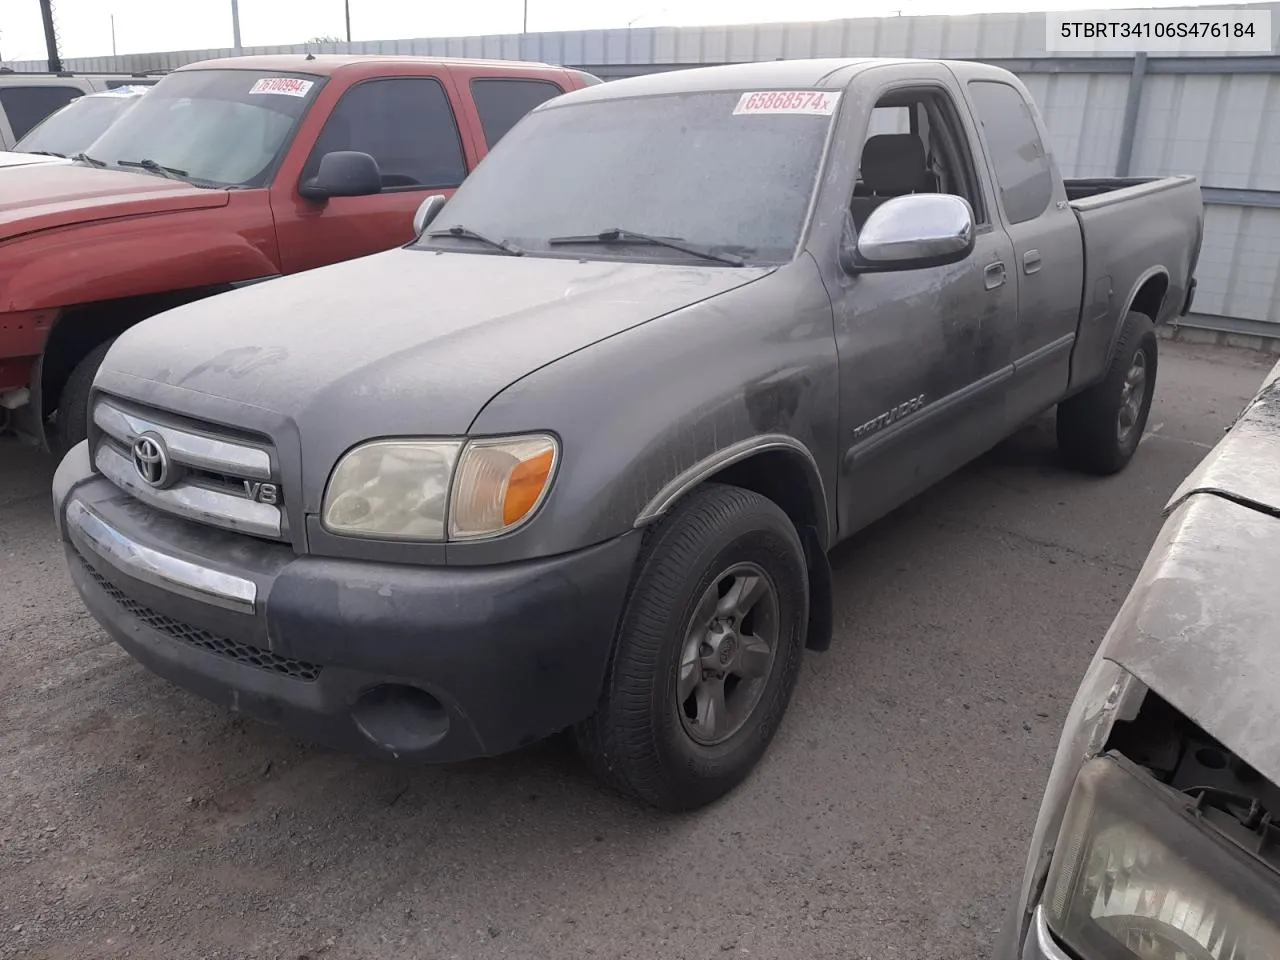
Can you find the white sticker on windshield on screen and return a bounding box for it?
[249,77,315,98]
[733,90,840,116]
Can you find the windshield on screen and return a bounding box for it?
[82,69,322,187]
[416,90,837,264]
[15,93,143,157]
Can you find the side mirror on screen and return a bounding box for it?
[412,194,447,237]
[842,194,975,274]
[298,150,382,202]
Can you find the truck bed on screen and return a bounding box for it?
[1061,174,1203,396]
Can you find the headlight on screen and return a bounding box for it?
[321,434,557,541]
[322,440,462,539]
[1042,755,1280,960]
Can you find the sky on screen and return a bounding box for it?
[0,0,1267,62]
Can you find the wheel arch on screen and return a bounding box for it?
[1104,268,1169,370]
[34,284,240,449]
[634,436,835,652]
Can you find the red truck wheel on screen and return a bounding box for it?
[55,338,116,455]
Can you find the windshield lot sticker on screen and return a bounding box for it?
[734,91,840,116]
[249,77,315,98]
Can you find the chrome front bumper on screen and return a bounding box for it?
[65,498,257,614]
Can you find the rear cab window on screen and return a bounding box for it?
[469,77,565,147]
[302,76,467,190]
[965,80,1054,225]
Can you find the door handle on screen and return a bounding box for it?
[1023,249,1043,274]
[984,260,1006,290]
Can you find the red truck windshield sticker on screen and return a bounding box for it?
[249,77,315,98]
[733,91,840,116]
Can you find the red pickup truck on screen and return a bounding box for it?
[0,54,596,452]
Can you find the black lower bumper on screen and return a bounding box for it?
[59,467,641,762]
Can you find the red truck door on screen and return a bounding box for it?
[270,71,482,274]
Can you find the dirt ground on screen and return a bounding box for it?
[1,340,1273,960]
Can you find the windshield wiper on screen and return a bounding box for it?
[116,158,192,182]
[547,228,744,266]
[425,224,524,256]
[26,150,66,158]
[71,152,107,167]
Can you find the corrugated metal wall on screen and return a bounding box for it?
[4,6,1279,333]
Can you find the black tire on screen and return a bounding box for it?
[1056,310,1157,476]
[575,483,809,812]
[55,338,116,455]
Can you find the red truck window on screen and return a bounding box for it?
[302,77,467,191]
[469,78,565,147]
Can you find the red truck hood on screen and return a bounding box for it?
[0,163,228,242]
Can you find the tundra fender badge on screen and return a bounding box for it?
[852,394,926,441]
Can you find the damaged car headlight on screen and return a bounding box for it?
[321,434,558,541]
[1042,755,1280,960]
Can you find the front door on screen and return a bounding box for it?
[271,75,474,275]
[829,72,1019,536]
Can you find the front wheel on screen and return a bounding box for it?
[55,338,116,455]
[1057,310,1157,475]
[575,483,809,812]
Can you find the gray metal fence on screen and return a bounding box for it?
[5,5,1279,335]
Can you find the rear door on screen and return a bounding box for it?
[448,67,572,153]
[961,77,1085,422]
[271,72,478,274]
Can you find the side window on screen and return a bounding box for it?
[303,77,466,190]
[469,78,564,147]
[851,88,987,230]
[0,85,83,139]
[966,80,1054,225]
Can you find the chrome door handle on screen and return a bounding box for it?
[1023,249,1042,274]
[984,260,1006,290]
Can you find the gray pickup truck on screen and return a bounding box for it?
[53,57,1203,811]
[997,359,1280,960]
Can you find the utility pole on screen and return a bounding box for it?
[39,0,62,72]
[110,14,117,56]
[522,0,528,34]
[230,0,243,54]
[344,0,352,42]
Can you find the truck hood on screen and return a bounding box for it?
[99,247,770,486]
[0,163,228,242]
[0,151,68,169]
[1103,359,1280,787]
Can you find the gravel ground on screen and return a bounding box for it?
[0,340,1272,960]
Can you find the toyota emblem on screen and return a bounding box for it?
[131,433,171,488]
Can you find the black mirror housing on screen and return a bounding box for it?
[299,151,383,202]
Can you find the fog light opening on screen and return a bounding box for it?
[351,684,449,754]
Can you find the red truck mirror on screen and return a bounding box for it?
[299,150,383,203]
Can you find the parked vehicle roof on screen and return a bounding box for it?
[172,53,559,76]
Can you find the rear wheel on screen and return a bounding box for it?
[1057,310,1157,475]
[575,483,808,811]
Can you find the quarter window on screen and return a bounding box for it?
[303,77,467,190]
[966,80,1054,225]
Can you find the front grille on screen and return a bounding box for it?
[92,396,287,543]
[80,556,321,683]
